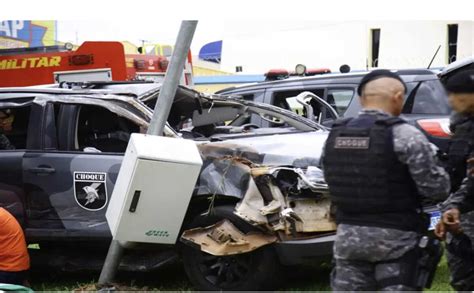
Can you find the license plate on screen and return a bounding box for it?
[428,211,441,231]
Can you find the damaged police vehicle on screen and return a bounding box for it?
[0,82,441,290]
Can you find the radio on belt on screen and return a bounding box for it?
[106,133,203,244]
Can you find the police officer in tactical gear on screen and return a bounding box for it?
[322,69,450,291]
[435,69,474,291]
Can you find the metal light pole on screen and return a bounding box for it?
[148,21,197,136]
[98,20,198,286]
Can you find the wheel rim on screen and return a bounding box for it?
[197,251,253,288]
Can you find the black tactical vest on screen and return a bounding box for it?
[323,114,424,232]
[448,116,474,192]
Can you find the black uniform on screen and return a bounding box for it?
[447,113,474,191]
[443,122,474,289]
[440,69,474,291]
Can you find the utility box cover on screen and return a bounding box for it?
[106,133,203,244]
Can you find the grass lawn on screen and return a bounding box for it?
[30,255,455,291]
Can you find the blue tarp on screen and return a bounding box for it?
[199,40,222,63]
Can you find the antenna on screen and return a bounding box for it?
[427,45,441,69]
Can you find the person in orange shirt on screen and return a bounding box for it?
[0,207,30,285]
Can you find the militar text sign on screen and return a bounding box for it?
[0,41,127,87]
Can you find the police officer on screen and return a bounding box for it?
[435,69,474,291]
[0,110,15,150]
[322,69,450,291]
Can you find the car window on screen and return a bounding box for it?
[272,88,325,115]
[173,105,243,138]
[0,106,31,150]
[76,105,141,153]
[326,89,354,116]
[404,80,450,115]
[240,94,255,101]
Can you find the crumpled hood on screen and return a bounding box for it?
[198,130,328,168]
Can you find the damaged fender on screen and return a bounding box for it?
[181,161,336,256]
[181,219,277,256]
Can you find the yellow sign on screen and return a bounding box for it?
[0,20,57,49]
[0,56,61,70]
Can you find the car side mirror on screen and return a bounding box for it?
[295,94,316,121]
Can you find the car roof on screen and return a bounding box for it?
[0,81,204,101]
[0,81,166,100]
[0,86,147,105]
[0,87,112,95]
[217,68,439,93]
[0,85,154,126]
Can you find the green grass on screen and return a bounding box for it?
[30,256,455,291]
[428,256,454,292]
[280,256,454,291]
[30,265,193,291]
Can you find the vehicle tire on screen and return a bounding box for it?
[181,205,280,290]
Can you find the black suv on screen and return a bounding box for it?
[217,69,452,153]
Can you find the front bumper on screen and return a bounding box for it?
[275,233,335,265]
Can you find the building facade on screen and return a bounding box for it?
[215,21,473,74]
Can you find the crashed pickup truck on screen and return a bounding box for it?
[0,83,337,290]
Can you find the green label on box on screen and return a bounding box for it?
[145,230,170,237]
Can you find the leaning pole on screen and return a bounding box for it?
[98,20,198,286]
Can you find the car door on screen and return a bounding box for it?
[22,100,142,240]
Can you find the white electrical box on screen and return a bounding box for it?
[106,133,203,244]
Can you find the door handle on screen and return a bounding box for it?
[129,190,141,213]
[27,166,56,175]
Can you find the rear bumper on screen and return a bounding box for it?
[275,233,335,265]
